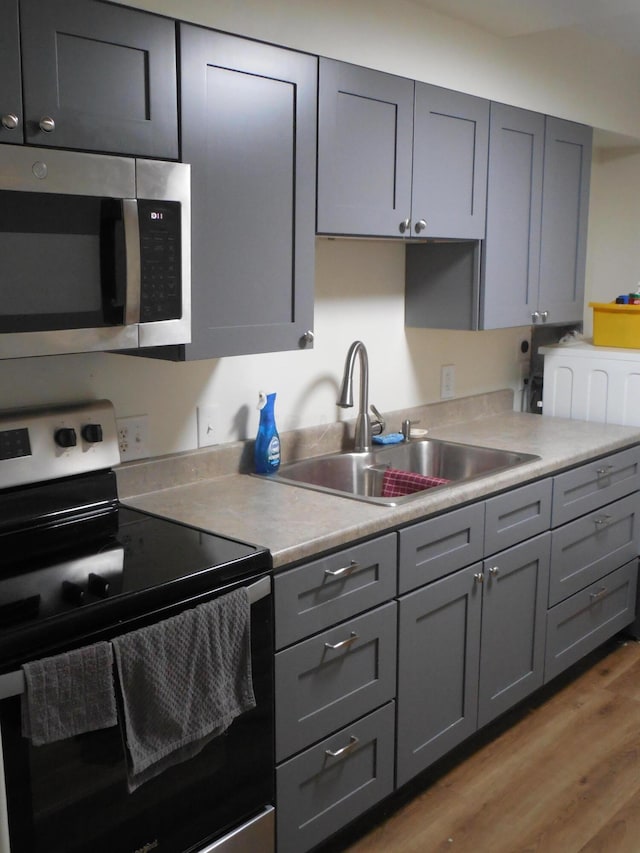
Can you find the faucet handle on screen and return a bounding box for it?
[370,404,385,436]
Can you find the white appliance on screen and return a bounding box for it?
[540,342,640,426]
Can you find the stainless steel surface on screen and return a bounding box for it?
[122,198,141,325]
[262,438,540,505]
[0,400,120,490]
[1,115,18,130]
[0,144,135,196]
[196,806,274,853]
[369,403,385,436]
[337,340,375,452]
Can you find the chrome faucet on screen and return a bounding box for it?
[337,340,384,451]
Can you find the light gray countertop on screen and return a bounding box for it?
[120,410,640,570]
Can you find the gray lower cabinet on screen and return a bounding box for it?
[174,26,317,359]
[396,563,481,787]
[317,59,489,240]
[8,0,178,156]
[478,533,551,727]
[276,702,396,853]
[0,1,22,146]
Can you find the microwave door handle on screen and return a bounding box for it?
[122,198,141,325]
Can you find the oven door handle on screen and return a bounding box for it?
[0,576,271,701]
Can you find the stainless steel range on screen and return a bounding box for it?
[0,400,274,853]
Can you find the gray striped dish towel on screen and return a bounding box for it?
[21,641,117,746]
[112,587,255,791]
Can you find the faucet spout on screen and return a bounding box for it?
[337,340,371,452]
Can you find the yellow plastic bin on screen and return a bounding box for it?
[589,302,640,349]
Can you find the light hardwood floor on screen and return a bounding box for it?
[320,635,640,853]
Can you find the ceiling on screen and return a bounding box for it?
[414,0,640,57]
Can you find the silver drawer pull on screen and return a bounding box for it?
[596,465,615,476]
[324,631,358,651]
[324,560,361,578]
[325,735,359,760]
[594,515,612,527]
[590,587,608,603]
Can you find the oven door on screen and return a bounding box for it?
[0,575,274,853]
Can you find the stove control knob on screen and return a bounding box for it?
[54,427,77,448]
[62,580,85,606]
[82,423,104,444]
[88,572,110,598]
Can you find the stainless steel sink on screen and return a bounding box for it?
[260,438,539,505]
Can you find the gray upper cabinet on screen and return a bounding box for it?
[317,59,489,239]
[412,83,489,239]
[7,0,178,157]
[538,117,592,326]
[481,103,545,328]
[317,59,414,238]
[176,25,317,359]
[0,1,22,146]
[483,108,591,329]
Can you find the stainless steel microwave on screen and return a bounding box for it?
[0,145,190,359]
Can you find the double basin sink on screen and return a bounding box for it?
[263,437,539,506]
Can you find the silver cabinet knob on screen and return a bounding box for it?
[540,311,549,322]
[531,311,540,323]
[39,116,56,133]
[1,113,19,130]
[488,566,499,576]
[414,219,427,234]
[474,572,484,584]
[399,218,411,234]
[300,330,314,347]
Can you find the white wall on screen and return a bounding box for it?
[3,0,640,456]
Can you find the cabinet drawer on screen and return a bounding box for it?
[398,502,484,594]
[484,479,552,555]
[545,560,638,682]
[275,602,397,761]
[549,493,639,606]
[552,446,640,527]
[276,701,395,853]
[274,534,397,649]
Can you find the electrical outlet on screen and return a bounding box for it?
[197,404,220,448]
[116,415,149,461]
[440,364,456,399]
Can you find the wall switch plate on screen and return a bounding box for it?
[440,364,456,399]
[197,404,220,448]
[116,415,149,461]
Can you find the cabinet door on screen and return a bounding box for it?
[478,532,550,728]
[0,0,23,145]
[317,58,414,237]
[19,0,178,157]
[482,103,545,328]
[180,25,317,358]
[396,564,481,787]
[412,84,489,239]
[538,117,592,325]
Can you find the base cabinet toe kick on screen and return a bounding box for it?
[272,444,640,852]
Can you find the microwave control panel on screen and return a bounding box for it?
[138,199,181,323]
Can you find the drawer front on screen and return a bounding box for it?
[552,445,640,527]
[484,478,552,556]
[549,492,639,606]
[398,502,484,594]
[276,701,395,853]
[275,602,397,761]
[545,560,638,683]
[274,534,397,649]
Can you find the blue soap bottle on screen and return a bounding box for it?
[255,391,281,474]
